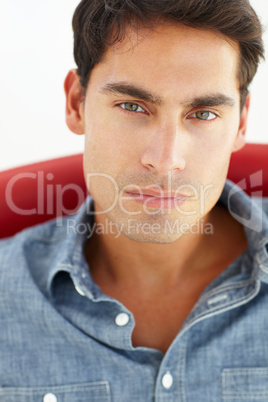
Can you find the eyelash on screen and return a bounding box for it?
[186,110,218,122]
[117,102,219,122]
[117,102,147,115]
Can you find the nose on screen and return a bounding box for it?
[140,123,186,176]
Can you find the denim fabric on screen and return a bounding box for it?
[1,180,268,402]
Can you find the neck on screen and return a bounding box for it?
[84,204,248,354]
[84,208,225,293]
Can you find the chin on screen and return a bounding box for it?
[120,229,183,245]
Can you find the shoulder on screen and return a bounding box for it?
[262,198,268,215]
[251,197,268,221]
[0,197,92,279]
[0,216,67,257]
[0,216,72,291]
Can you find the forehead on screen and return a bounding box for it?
[90,22,240,101]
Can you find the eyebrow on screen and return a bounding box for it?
[183,94,235,109]
[99,82,163,105]
[99,82,235,108]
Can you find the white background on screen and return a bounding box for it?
[0,0,267,171]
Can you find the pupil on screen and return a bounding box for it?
[197,111,209,120]
[127,103,137,111]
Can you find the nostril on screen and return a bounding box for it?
[141,152,186,174]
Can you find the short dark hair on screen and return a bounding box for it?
[72,0,265,108]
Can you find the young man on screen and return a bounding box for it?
[0,0,267,401]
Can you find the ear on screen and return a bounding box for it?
[232,93,251,153]
[64,69,85,135]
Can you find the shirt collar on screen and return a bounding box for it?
[47,179,268,298]
[46,196,100,300]
[219,180,268,283]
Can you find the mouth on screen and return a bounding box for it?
[125,188,190,209]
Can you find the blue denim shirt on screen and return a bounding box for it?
[1,180,268,402]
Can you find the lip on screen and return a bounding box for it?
[125,188,190,209]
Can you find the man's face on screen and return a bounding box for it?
[71,23,248,243]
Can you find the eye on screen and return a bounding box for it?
[187,110,217,121]
[119,102,146,113]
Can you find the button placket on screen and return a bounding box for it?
[162,371,174,390]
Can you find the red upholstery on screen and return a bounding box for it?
[0,143,267,239]
[0,154,87,239]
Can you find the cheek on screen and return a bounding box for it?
[187,123,240,194]
[193,145,231,187]
[83,115,133,198]
[85,111,143,176]
[191,117,240,163]
[83,134,119,210]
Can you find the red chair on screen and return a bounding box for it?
[0,154,87,239]
[0,144,267,239]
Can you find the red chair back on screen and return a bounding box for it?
[0,144,267,239]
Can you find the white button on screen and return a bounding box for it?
[43,393,57,402]
[115,313,130,327]
[162,372,173,389]
[75,285,86,296]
